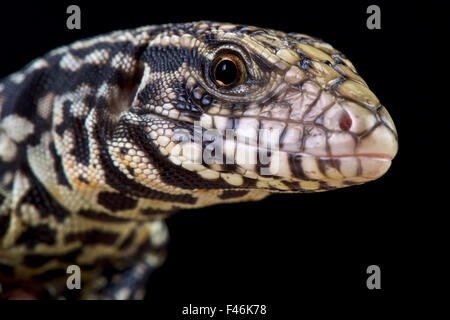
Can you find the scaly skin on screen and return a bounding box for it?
[0,21,398,299]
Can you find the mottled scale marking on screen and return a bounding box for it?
[0,21,397,299]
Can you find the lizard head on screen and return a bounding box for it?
[123,21,398,194]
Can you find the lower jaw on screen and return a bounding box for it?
[262,152,393,185]
[317,155,392,180]
[254,155,392,192]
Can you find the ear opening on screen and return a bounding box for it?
[108,60,145,118]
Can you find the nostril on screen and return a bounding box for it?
[339,112,352,131]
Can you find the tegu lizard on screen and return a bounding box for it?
[0,21,398,299]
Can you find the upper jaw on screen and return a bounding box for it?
[261,119,398,183]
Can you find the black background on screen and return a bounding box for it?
[0,0,445,317]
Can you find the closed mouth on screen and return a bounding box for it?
[275,151,394,182]
[316,153,394,161]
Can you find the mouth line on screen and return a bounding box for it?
[282,150,394,161]
[315,153,394,161]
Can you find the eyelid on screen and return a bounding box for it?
[196,43,264,102]
[211,43,252,72]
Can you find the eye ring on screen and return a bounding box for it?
[212,53,246,88]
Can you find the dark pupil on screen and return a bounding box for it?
[215,59,238,86]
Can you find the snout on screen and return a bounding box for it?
[255,82,398,188]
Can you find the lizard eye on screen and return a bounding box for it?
[212,53,245,88]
